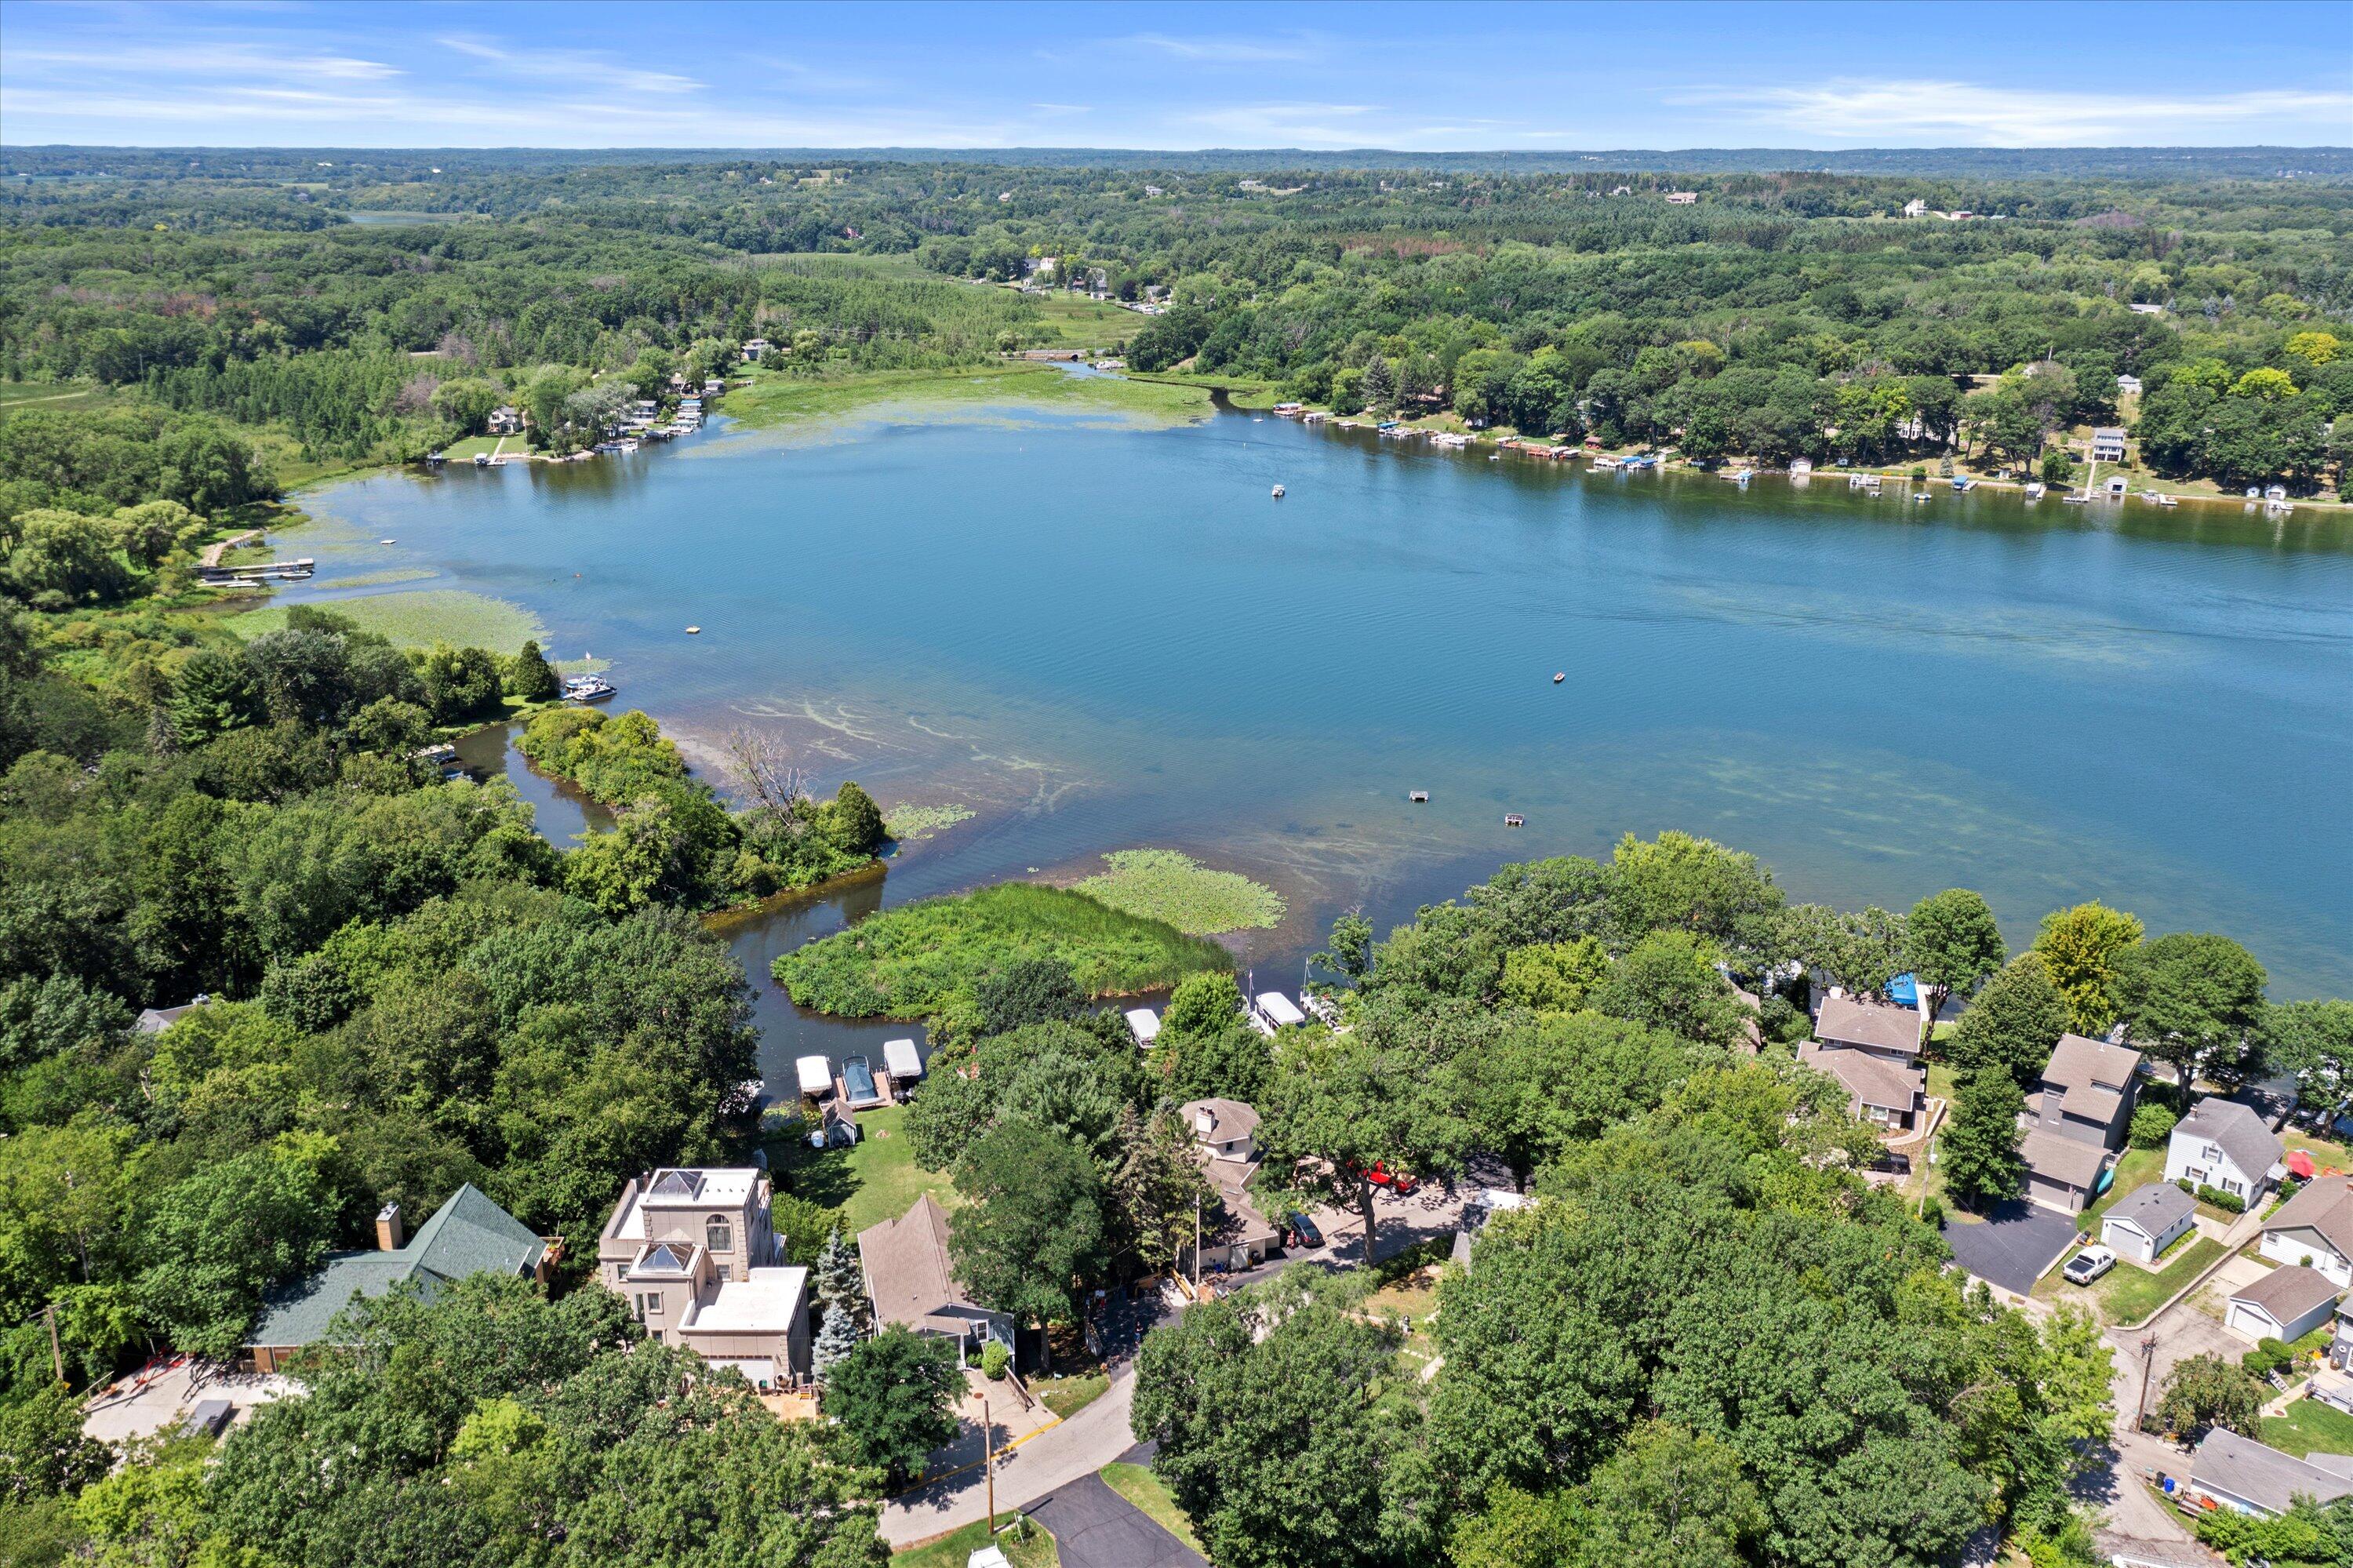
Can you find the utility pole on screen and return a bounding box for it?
[2134,1333,2158,1432]
[1192,1194,1202,1298]
[983,1396,996,1536]
[45,1303,62,1384]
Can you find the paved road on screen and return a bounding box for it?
[1027,1472,1205,1568]
[882,1359,1143,1546]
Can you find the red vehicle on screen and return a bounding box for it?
[1364,1161,1420,1196]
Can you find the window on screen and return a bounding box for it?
[635,1292,664,1319]
[2203,1144,2223,1163]
[707,1216,733,1255]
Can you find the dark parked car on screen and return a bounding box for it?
[1864,1151,1912,1176]
[1287,1213,1323,1250]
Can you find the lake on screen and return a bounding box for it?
[293,386,2353,1080]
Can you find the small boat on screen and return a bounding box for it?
[2062,493,2089,504]
[379,537,397,544]
[1552,672,1565,684]
[685,625,701,635]
[795,1055,832,1099]
[1409,790,1429,802]
[1914,492,1933,504]
[842,1055,886,1109]
[473,453,491,467]
[1271,484,1285,498]
[561,673,616,703]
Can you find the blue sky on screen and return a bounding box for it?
[2,0,2346,150]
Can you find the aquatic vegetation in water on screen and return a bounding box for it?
[884,802,976,842]
[771,882,1231,1020]
[1073,848,1286,935]
[226,588,546,655]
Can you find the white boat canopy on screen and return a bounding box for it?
[795,1055,832,1097]
[1125,1008,1162,1046]
[1254,992,1307,1028]
[883,1038,923,1080]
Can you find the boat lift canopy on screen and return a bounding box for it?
[883,1038,923,1081]
[795,1056,832,1097]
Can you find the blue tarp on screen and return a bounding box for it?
[1888,973,1920,1007]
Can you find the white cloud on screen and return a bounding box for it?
[8,42,400,81]
[1118,31,1322,63]
[432,35,703,95]
[1180,101,1379,147]
[1687,78,2353,146]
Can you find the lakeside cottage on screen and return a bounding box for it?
[2261,1173,2353,1288]
[2165,1097,2285,1209]
[598,1167,809,1388]
[1177,1098,1280,1275]
[247,1186,547,1373]
[857,1194,1014,1367]
[2090,427,2128,462]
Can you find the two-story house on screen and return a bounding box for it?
[2262,1173,2353,1290]
[1178,1098,1281,1275]
[1813,995,1923,1067]
[2020,1033,2144,1215]
[599,1167,809,1389]
[2166,1098,2286,1208]
[856,1193,1013,1367]
[1796,1039,1924,1133]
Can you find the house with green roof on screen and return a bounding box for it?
[245,1184,548,1373]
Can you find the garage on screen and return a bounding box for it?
[2100,1182,2197,1265]
[2225,1264,2341,1344]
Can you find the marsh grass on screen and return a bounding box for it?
[722,363,1212,431]
[227,588,547,654]
[772,882,1231,1019]
[1073,848,1285,935]
[884,803,976,842]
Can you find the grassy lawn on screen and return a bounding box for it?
[892,1516,1059,1567]
[772,882,1234,1020]
[1030,1370,1110,1421]
[2079,1148,2166,1231]
[2284,1128,2353,1173]
[1022,292,1147,349]
[722,363,1213,431]
[772,1103,959,1235]
[1099,1463,1204,1555]
[2039,1235,2225,1325]
[2260,1396,2353,1459]
[438,432,506,460]
[226,588,547,655]
[1071,849,1285,936]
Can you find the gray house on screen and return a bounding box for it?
[1813,995,1922,1067]
[1178,1099,1280,1274]
[2034,1033,2142,1148]
[2100,1181,2196,1265]
[1797,1040,1924,1133]
[857,1194,1013,1367]
[2185,1427,2353,1519]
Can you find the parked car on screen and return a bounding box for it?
[1864,1151,1912,1176]
[1286,1213,1323,1250]
[2062,1246,2117,1286]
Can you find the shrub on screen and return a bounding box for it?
[1919,1195,1945,1228]
[2278,1176,2303,1202]
[2195,1184,2246,1213]
[980,1340,1011,1381]
[2128,1102,2178,1149]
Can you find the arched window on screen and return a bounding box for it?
[707,1215,733,1256]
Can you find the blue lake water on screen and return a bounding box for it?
[294,390,2353,1080]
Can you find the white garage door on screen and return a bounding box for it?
[709,1357,776,1386]
[2225,1304,2275,1341]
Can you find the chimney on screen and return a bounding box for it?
[376,1202,404,1252]
[1194,1105,1217,1138]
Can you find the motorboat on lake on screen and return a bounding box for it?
[561,673,616,703]
[842,1054,886,1110]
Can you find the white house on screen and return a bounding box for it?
[2100,1180,2196,1265]
[2185,1428,2353,1519]
[2225,1263,2340,1344]
[2090,427,2128,463]
[2165,1097,2284,1205]
[2261,1174,2353,1289]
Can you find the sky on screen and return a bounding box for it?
[2,0,2348,151]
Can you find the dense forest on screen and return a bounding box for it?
[1,149,2350,1568]
[1,152,2349,488]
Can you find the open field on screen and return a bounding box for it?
[1020,290,1148,349]
[1071,849,1285,936]
[226,588,547,654]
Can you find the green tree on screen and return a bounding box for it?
[972,955,1082,1037]
[415,642,505,725]
[2030,903,2144,1037]
[2258,999,2353,1108]
[1572,1421,1765,1568]
[1942,1071,2027,1209]
[134,1142,340,1359]
[1591,930,1749,1050]
[949,1119,1107,1337]
[818,1325,962,1488]
[1312,911,1374,984]
[2115,933,2267,1082]
[0,1382,112,1504]
[829,780,886,856]
[504,640,559,703]
[1948,954,2070,1087]
[1605,831,1783,961]
[1133,1269,1435,1568]
[2153,1353,2264,1439]
[1499,936,1611,1013]
[1260,1029,1455,1258]
[1906,888,2007,1021]
[1108,1107,1213,1273]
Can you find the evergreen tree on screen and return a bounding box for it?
[830,779,886,855]
[1362,354,1397,414]
[1943,1070,2027,1210]
[812,1228,867,1330]
[506,639,560,703]
[813,1301,862,1381]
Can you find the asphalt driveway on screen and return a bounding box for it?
[1027,1472,1205,1568]
[1943,1201,2080,1297]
